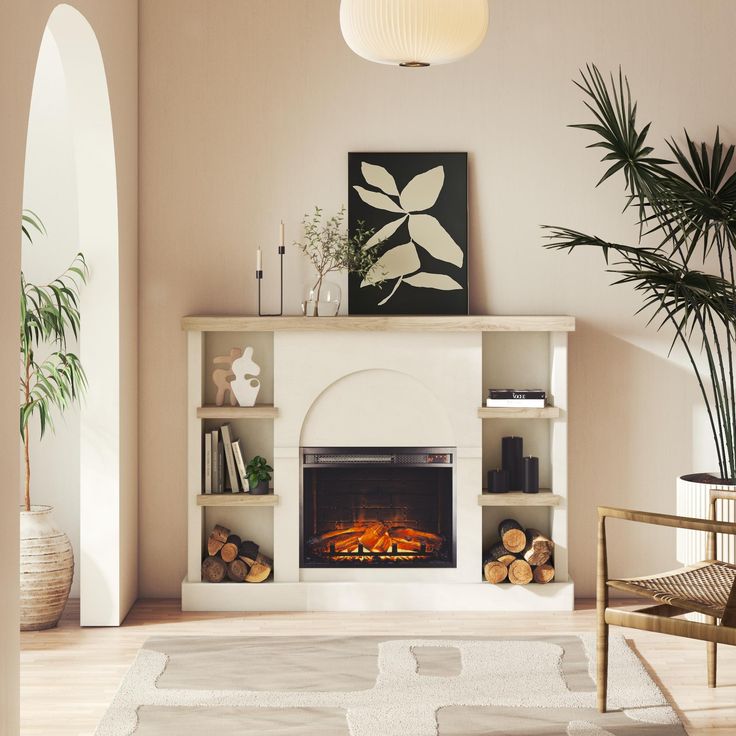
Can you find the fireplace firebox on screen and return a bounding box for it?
[301,447,455,568]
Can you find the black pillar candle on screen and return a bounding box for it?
[522,456,540,493]
[501,436,523,489]
[487,469,510,493]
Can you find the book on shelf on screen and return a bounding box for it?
[220,424,240,492]
[211,430,225,494]
[488,389,546,400]
[486,398,546,408]
[217,440,225,493]
[204,433,212,493]
[231,439,250,492]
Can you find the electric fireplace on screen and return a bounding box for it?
[301,447,455,568]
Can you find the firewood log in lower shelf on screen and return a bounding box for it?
[522,528,554,567]
[202,525,272,583]
[226,558,249,582]
[486,541,518,566]
[508,559,534,585]
[498,519,526,553]
[202,555,227,583]
[484,521,555,585]
[533,563,555,584]
[207,524,230,557]
[483,560,508,584]
[245,553,273,583]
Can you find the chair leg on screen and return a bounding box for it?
[707,642,717,688]
[706,615,717,688]
[597,607,609,712]
[596,516,609,713]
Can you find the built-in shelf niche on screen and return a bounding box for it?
[203,331,274,407]
[481,331,556,495]
[202,504,274,563]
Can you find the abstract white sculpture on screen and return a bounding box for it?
[230,347,261,407]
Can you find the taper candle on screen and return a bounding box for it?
[279,221,285,247]
[256,247,262,271]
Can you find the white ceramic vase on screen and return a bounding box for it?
[676,474,736,566]
[20,505,74,631]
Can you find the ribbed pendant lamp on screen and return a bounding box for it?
[339,0,489,67]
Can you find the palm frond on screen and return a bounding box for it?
[545,66,736,477]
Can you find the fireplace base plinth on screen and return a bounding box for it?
[181,578,575,612]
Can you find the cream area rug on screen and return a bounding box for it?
[96,634,685,735]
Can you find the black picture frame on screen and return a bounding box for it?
[348,152,468,315]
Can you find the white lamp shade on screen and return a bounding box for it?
[340,0,489,67]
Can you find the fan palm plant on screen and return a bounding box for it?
[544,65,736,481]
[20,210,88,511]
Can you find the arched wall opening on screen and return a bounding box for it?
[23,4,124,626]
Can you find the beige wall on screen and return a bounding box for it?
[0,1,137,730]
[139,0,736,598]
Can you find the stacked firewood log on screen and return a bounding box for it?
[201,524,273,583]
[483,519,554,585]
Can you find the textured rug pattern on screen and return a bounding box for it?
[95,634,685,735]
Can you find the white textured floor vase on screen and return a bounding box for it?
[96,634,683,735]
[19,504,74,631]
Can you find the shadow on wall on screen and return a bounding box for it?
[568,321,705,596]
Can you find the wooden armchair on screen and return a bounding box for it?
[597,492,736,712]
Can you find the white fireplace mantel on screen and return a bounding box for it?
[181,315,574,611]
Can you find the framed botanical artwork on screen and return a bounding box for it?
[348,152,468,315]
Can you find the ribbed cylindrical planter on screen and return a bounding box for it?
[676,474,736,566]
[20,505,74,631]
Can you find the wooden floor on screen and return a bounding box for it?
[20,599,736,735]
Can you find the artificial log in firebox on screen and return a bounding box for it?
[483,518,555,585]
[308,524,443,558]
[202,525,272,583]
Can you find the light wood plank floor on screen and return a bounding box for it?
[20,599,736,735]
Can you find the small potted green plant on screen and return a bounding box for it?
[246,455,273,495]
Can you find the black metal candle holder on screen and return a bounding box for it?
[256,245,285,316]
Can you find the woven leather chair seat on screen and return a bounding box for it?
[607,560,736,619]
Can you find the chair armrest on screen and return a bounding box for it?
[598,506,736,535]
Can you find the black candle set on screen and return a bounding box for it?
[486,436,539,494]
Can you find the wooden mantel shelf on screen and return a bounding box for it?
[182,315,576,333]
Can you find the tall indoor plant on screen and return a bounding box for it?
[20,210,88,630]
[545,65,736,555]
